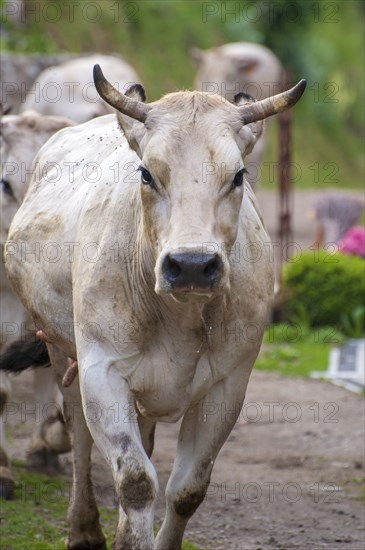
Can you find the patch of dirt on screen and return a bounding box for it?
[4,369,364,550]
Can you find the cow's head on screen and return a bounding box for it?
[94,65,306,302]
[0,111,73,243]
[191,46,262,102]
[191,44,284,103]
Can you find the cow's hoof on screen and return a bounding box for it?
[26,447,64,475]
[0,466,15,499]
[66,538,107,550]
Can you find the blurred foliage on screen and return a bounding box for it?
[341,305,365,339]
[256,324,345,377]
[282,251,365,328]
[0,0,364,187]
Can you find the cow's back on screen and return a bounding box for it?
[20,55,141,122]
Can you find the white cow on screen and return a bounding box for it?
[0,110,73,498]
[20,54,142,123]
[4,66,305,547]
[192,42,284,188]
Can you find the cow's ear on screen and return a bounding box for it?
[117,113,146,157]
[117,84,148,157]
[124,83,146,102]
[233,92,256,105]
[237,122,264,157]
[234,92,264,151]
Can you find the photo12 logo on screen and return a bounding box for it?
[1,1,140,24]
[201,2,340,24]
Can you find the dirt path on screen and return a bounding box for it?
[5,368,364,550]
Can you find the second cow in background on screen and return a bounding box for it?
[20,54,142,123]
[0,110,74,498]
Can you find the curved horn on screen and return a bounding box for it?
[93,64,150,123]
[239,79,307,124]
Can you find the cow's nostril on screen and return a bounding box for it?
[204,257,219,279]
[162,255,182,282]
[167,259,181,279]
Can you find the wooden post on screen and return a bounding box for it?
[277,69,294,270]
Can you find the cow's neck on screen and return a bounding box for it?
[134,262,225,358]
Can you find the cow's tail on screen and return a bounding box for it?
[0,332,50,373]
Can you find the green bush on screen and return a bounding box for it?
[282,251,365,328]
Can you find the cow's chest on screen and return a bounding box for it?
[125,323,213,422]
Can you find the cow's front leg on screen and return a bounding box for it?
[79,350,158,550]
[47,346,106,550]
[156,364,249,550]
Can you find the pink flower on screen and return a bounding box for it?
[339,226,365,258]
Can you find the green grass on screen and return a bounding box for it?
[261,113,364,190]
[255,324,346,377]
[0,462,201,550]
[347,476,365,501]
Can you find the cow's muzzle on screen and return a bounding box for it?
[161,252,223,292]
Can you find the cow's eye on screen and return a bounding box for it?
[232,168,247,189]
[1,178,13,197]
[139,167,153,186]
